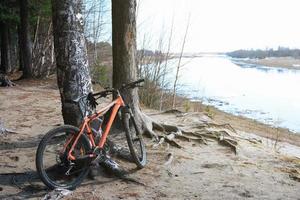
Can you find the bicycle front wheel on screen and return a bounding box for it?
[36,125,91,190]
[123,112,146,168]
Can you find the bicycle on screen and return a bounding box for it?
[36,79,146,190]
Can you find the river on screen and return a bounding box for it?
[168,55,300,133]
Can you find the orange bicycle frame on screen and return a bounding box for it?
[67,95,125,160]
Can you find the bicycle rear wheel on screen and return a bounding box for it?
[123,112,146,168]
[36,125,91,190]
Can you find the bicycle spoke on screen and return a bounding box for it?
[36,126,90,189]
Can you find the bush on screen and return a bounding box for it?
[91,61,111,87]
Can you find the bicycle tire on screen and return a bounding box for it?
[123,112,146,168]
[36,125,91,190]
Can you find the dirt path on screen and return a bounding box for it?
[0,79,299,199]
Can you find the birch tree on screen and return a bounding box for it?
[51,0,92,126]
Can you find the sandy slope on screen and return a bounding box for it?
[244,57,300,70]
[0,79,299,200]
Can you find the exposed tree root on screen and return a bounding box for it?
[0,74,15,87]
[164,134,183,149]
[218,136,238,154]
[138,110,238,154]
[42,188,72,200]
[0,121,18,135]
[177,135,208,144]
[193,122,236,133]
[138,111,161,140]
[105,109,238,171]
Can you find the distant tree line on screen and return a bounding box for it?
[227,47,300,59]
[0,0,111,81]
[0,0,56,79]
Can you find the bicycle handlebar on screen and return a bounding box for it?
[85,79,144,109]
[92,79,144,99]
[120,78,144,90]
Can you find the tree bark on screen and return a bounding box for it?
[112,0,139,112]
[19,0,32,78]
[51,0,92,127]
[0,22,15,87]
[112,0,158,139]
[0,22,12,74]
[17,25,24,72]
[32,20,56,78]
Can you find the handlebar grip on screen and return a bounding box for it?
[134,79,144,84]
[127,79,145,88]
[92,91,106,97]
[120,79,144,90]
[92,89,116,99]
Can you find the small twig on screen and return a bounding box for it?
[191,171,205,174]
[164,136,182,148]
[120,175,147,186]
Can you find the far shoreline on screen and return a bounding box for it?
[232,56,300,70]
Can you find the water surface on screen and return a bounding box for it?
[169,55,300,133]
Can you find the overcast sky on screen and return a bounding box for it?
[137,0,300,53]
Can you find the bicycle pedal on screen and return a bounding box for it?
[103,158,119,169]
[91,153,106,165]
[100,158,127,177]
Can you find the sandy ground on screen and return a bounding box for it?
[242,57,300,70]
[0,79,299,200]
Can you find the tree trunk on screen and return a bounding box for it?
[32,19,56,78]
[17,25,24,72]
[111,0,140,116]
[111,0,159,139]
[51,0,92,127]
[0,22,12,74]
[0,22,15,87]
[19,0,32,78]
